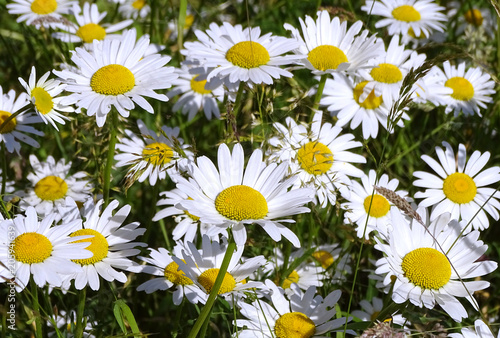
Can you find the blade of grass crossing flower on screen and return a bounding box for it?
[113,299,141,337]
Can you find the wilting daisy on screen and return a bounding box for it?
[19,66,73,131]
[312,244,352,284]
[118,0,150,20]
[173,235,267,304]
[375,209,497,322]
[284,10,383,75]
[413,142,500,231]
[449,319,498,338]
[54,28,177,127]
[6,0,76,28]
[52,3,133,45]
[183,22,300,85]
[236,280,354,337]
[267,110,365,206]
[0,87,43,154]
[0,207,92,291]
[362,0,447,40]
[63,199,146,291]
[425,61,495,116]
[115,119,193,186]
[17,155,92,222]
[342,169,410,238]
[176,143,314,247]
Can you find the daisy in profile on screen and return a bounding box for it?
[236,280,354,337]
[342,170,410,238]
[52,3,133,45]
[19,66,73,131]
[374,209,497,322]
[176,143,314,247]
[267,111,366,206]
[118,0,150,20]
[362,0,447,40]
[115,119,193,186]
[63,199,146,291]
[426,61,495,116]
[0,87,43,154]
[413,142,500,231]
[6,0,76,28]
[173,235,267,304]
[183,22,300,85]
[449,319,498,338]
[284,10,383,75]
[54,28,177,127]
[0,207,92,291]
[17,155,92,222]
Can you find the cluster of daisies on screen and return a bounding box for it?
[1,0,500,336]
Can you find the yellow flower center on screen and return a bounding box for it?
[31,87,54,115]
[34,176,68,201]
[225,41,270,69]
[0,110,17,134]
[401,247,451,290]
[282,270,299,289]
[407,27,424,39]
[76,23,107,43]
[183,197,200,221]
[445,77,475,101]
[184,14,194,29]
[297,141,333,175]
[132,0,146,10]
[312,250,334,269]
[442,172,477,204]
[30,0,57,15]
[353,81,383,110]
[197,268,236,294]
[90,64,135,96]
[307,45,348,71]
[12,232,53,264]
[70,229,108,265]
[274,312,316,338]
[370,63,403,84]
[190,75,211,95]
[142,142,174,166]
[164,261,193,286]
[363,194,391,218]
[215,185,268,221]
[392,5,421,22]
[464,9,483,26]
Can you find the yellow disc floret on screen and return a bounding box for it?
[76,23,107,43]
[353,81,384,110]
[12,232,53,264]
[0,110,17,134]
[30,0,57,15]
[442,172,477,204]
[31,87,54,115]
[370,63,403,84]
[190,75,211,95]
[464,9,483,26]
[297,141,333,175]
[91,64,135,96]
[142,142,174,166]
[226,41,270,69]
[34,176,68,201]
[70,229,109,265]
[363,194,391,218]
[307,45,348,71]
[197,268,236,294]
[215,185,268,221]
[282,270,299,289]
[392,5,421,22]
[164,261,194,285]
[132,0,146,10]
[312,250,334,269]
[275,312,316,338]
[445,77,475,101]
[401,247,451,290]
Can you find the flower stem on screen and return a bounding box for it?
[177,0,188,56]
[0,142,9,218]
[30,281,43,338]
[312,73,328,111]
[103,110,118,208]
[0,109,23,134]
[74,286,86,338]
[232,81,246,118]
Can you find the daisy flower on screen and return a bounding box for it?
[374,209,498,322]
[54,28,178,127]
[312,244,352,284]
[283,10,383,75]
[413,142,500,231]
[63,199,146,291]
[173,235,267,304]
[133,245,202,305]
[0,207,92,291]
[118,0,150,20]
[449,319,498,338]
[0,87,43,154]
[52,3,133,45]
[183,22,300,85]
[48,310,96,337]
[425,61,495,116]
[19,66,73,131]
[176,143,315,247]
[448,2,497,38]
[17,155,92,222]
[6,0,76,28]
[236,280,354,337]
[342,169,410,238]
[362,0,447,40]
[267,110,366,206]
[351,296,407,325]
[115,119,193,186]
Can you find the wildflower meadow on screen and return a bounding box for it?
[1,0,500,337]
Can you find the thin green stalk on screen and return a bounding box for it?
[30,281,43,338]
[74,287,87,338]
[1,142,7,198]
[187,238,237,338]
[232,82,246,118]
[312,74,328,112]
[177,0,188,55]
[0,109,24,134]
[53,129,67,159]
[103,111,119,208]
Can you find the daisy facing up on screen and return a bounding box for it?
[413,142,500,231]
[54,28,178,127]
[6,0,76,28]
[118,0,150,20]
[176,143,315,247]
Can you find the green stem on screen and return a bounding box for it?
[312,74,328,112]
[232,82,246,118]
[53,129,67,159]
[0,109,24,134]
[177,0,188,56]
[30,281,43,338]
[74,287,87,338]
[187,239,237,338]
[103,111,119,208]
[1,142,7,198]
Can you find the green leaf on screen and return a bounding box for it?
[113,299,141,337]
